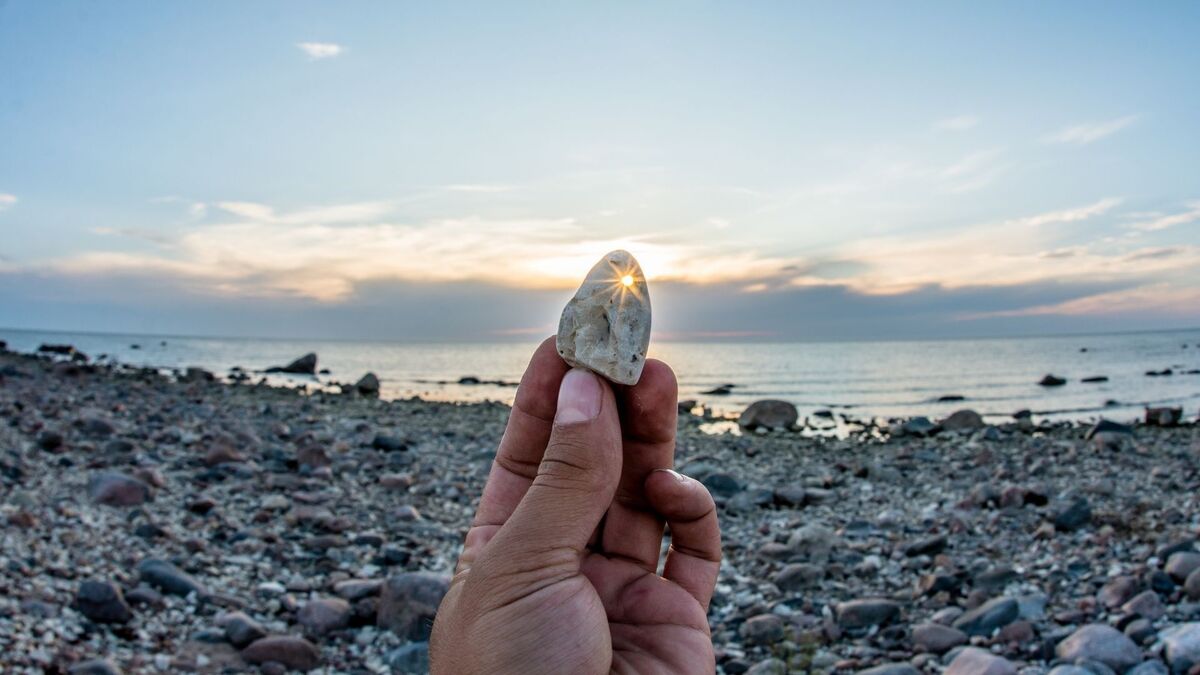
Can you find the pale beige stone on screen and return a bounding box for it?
[556,250,651,385]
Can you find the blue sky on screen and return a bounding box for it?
[1,1,1197,340]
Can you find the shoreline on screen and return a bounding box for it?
[1,348,1199,673]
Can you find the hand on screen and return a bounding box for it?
[431,337,721,674]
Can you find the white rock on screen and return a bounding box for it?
[556,250,651,385]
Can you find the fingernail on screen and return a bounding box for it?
[654,468,689,484]
[556,368,602,424]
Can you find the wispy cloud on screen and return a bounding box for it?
[213,200,391,225]
[1127,201,1200,232]
[1004,197,1121,227]
[296,42,343,60]
[935,115,979,131]
[1044,115,1137,145]
[0,193,16,211]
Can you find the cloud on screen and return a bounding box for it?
[1044,115,1137,145]
[296,42,343,60]
[1127,201,1200,232]
[12,193,1197,334]
[1003,197,1121,227]
[970,283,1200,319]
[213,200,391,225]
[0,193,16,211]
[935,115,979,131]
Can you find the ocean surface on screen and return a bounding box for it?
[2,327,1199,424]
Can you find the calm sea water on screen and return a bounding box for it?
[2,327,1198,424]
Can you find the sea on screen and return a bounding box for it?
[2,327,1198,425]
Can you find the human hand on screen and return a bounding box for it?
[431,337,721,674]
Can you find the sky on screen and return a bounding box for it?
[1,1,1198,341]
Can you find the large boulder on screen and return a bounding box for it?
[738,400,798,431]
[265,353,317,375]
[354,372,380,396]
[940,409,985,431]
[377,573,450,640]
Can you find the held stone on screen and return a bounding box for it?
[556,250,651,385]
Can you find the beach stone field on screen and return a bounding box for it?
[1,348,1199,674]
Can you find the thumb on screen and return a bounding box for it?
[492,367,622,560]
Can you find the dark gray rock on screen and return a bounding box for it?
[372,434,409,452]
[952,596,1018,636]
[940,409,984,431]
[1051,496,1092,531]
[377,573,450,640]
[1166,552,1200,582]
[354,372,380,396]
[911,623,967,653]
[221,611,267,648]
[739,613,785,645]
[701,473,741,498]
[774,563,822,591]
[74,580,132,624]
[241,635,321,671]
[297,597,351,636]
[1186,568,1200,600]
[87,472,151,507]
[836,598,901,629]
[1120,590,1164,620]
[137,558,206,598]
[265,352,317,375]
[903,535,948,557]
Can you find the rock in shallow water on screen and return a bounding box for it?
[738,400,798,430]
[556,250,650,385]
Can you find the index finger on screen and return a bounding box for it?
[471,336,568,530]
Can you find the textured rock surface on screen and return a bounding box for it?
[1161,623,1200,672]
[1055,623,1142,671]
[738,400,799,430]
[556,250,650,385]
[944,647,1017,675]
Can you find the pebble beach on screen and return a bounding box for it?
[1,346,1199,674]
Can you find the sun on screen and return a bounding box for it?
[621,274,634,287]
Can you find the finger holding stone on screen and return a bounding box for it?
[644,469,721,611]
[471,336,568,531]
[598,359,679,570]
